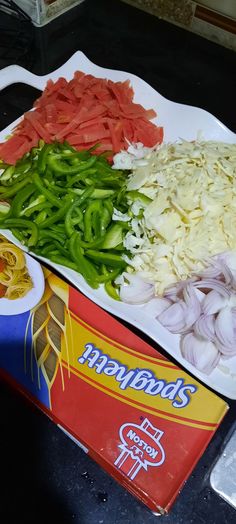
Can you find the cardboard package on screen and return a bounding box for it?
[0,264,228,514]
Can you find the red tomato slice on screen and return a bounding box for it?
[0,71,164,164]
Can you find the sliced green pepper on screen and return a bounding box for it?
[127,190,152,206]
[37,144,54,174]
[64,199,83,238]
[85,249,127,269]
[48,255,78,272]
[104,280,121,301]
[1,218,39,246]
[68,233,99,288]
[48,154,97,175]
[38,196,73,229]
[10,184,37,217]
[34,210,48,225]
[0,177,31,198]
[32,172,63,208]
[100,223,124,249]
[83,200,102,242]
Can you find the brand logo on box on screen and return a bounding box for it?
[114,418,165,480]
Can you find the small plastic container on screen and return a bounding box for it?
[14,0,85,27]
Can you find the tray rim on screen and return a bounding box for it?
[0,50,236,399]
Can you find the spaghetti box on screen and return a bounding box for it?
[0,264,228,515]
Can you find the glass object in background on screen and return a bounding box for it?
[12,0,85,26]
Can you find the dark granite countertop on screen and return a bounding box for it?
[0,1,236,523]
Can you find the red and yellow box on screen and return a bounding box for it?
[0,267,228,514]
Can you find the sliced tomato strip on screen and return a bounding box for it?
[0,71,164,164]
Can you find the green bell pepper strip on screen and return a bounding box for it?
[93,210,101,239]
[96,268,121,283]
[47,184,68,195]
[48,154,97,175]
[23,201,52,218]
[34,210,48,225]
[104,280,121,301]
[49,224,66,234]
[0,177,31,198]
[31,172,63,208]
[78,237,104,249]
[73,186,95,205]
[0,165,15,181]
[14,159,32,174]
[0,202,10,218]
[100,223,124,249]
[83,200,103,242]
[100,207,111,235]
[1,218,39,246]
[37,143,54,174]
[43,249,60,257]
[84,249,127,269]
[48,255,78,272]
[20,194,45,215]
[64,199,83,238]
[66,168,98,187]
[52,241,70,258]
[127,190,152,206]
[38,196,74,229]
[71,216,84,226]
[10,184,37,217]
[0,163,11,171]
[68,233,99,288]
[11,228,25,242]
[39,244,59,257]
[38,230,66,244]
[4,170,33,187]
[103,199,114,215]
[68,188,114,200]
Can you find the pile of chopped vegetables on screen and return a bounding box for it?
[114,139,236,375]
[116,139,236,295]
[155,251,236,375]
[0,141,132,300]
[0,72,163,165]
[0,63,236,379]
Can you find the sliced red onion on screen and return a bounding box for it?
[157,301,187,333]
[119,272,155,304]
[194,314,215,341]
[164,277,197,302]
[216,342,236,357]
[214,307,236,356]
[158,285,201,334]
[181,333,220,375]
[155,253,236,375]
[193,279,231,297]
[196,264,222,279]
[209,252,236,288]
[232,308,236,324]
[217,251,236,271]
[150,297,172,316]
[183,285,201,314]
[220,262,235,287]
[201,290,229,315]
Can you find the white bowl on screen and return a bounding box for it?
[0,253,45,315]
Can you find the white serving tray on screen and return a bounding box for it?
[0,50,236,398]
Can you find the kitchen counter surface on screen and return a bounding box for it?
[0,1,236,523]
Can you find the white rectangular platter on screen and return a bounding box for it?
[0,50,236,399]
